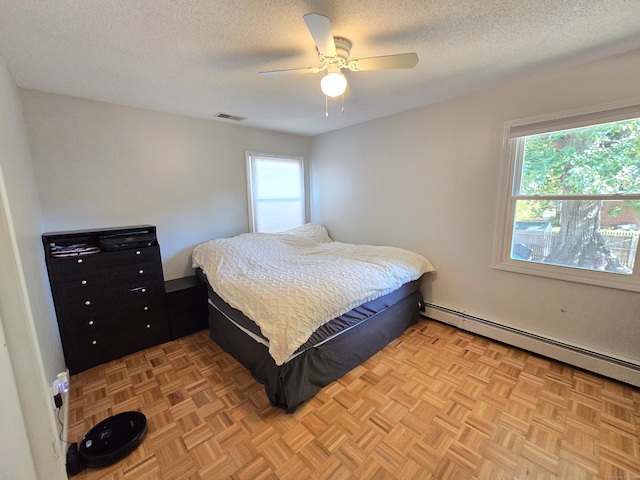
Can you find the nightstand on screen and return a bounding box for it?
[165,276,208,339]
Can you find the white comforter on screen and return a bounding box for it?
[192,224,435,365]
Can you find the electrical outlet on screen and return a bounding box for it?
[52,371,69,395]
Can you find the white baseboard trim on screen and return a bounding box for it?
[421,303,640,387]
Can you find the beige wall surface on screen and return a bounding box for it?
[310,49,640,366]
[20,90,311,280]
[0,57,66,479]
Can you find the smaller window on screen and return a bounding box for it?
[494,102,640,291]
[245,152,306,233]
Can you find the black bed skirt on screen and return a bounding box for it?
[207,289,422,412]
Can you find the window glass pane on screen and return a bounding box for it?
[519,118,640,196]
[511,199,639,274]
[247,154,305,233]
[255,199,304,233]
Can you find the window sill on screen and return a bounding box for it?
[493,258,640,292]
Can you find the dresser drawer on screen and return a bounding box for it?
[59,296,167,329]
[54,263,162,294]
[63,320,170,373]
[57,278,165,307]
[63,304,169,337]
[49,246,161,280]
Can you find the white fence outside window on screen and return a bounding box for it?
[513,229,639,270]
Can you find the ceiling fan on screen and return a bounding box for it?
[259,13,419,102]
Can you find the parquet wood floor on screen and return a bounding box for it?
[66,319,640,479]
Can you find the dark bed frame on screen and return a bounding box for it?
[197,269,422,412]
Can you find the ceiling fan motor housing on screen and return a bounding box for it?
[333,37,352,61]
[318,36,352,69]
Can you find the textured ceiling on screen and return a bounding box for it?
[1,1,639,136]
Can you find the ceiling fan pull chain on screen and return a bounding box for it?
[325,95,329,117]
[341,94,345,113]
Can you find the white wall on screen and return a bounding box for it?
[0,314,37,480]
[0,57,66,479]
[311,49,640,371]
[20,90,311,280]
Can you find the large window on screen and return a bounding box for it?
[494,103,640,291]
[245,152,306,233]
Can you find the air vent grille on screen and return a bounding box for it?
[214,112,246,121]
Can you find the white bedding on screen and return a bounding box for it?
[192,224,435,365]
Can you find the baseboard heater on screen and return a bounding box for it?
[421,303,640,388]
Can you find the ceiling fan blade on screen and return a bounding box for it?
[259,66,320,77]
[303,13,337,57]
[348,53,419,71]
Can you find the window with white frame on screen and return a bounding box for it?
[245,152,306,233]
[494,102,640,292]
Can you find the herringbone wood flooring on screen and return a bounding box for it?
[67,319,640,479]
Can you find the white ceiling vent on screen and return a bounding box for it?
[214,112,246,121]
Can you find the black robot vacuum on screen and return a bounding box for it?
[67,411,147,476]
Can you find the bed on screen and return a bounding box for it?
[192,224,435,412]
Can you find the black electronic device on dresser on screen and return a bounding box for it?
[42,225,171,374]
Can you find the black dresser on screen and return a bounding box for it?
[42,225,171,374]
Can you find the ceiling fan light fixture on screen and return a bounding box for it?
[321,72,347,97]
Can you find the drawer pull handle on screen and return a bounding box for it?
[88,320,94,326]
[142,288,146,293]
[136,250,141,255]
[81,280,87,285]
[84,300,91,306]
[138,269,144,274]
[143,306,149,311]
[92,340,97,345]
[146,324,151,329]
[77,258,83,264]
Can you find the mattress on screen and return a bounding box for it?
[198,267,420,363]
